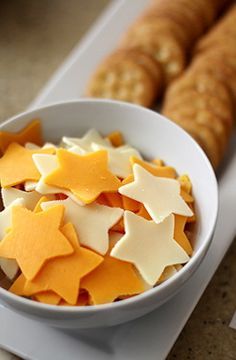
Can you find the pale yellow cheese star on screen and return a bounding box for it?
[0,198,25,279]
[2,188,42,210]
[41,198,123,255]
[119,164,193,223]
[92,143,142,178]
[62,128,111,152]
[110,211,189,285]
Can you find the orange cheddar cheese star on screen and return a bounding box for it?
[44,149,120,204]
[0,120,42,154]
[10,275,61,305]
[81,243,145,305]
[12,223,103,304]
[33,291,61,305]
[0,143,54,188]
[0,205,73,280]
[174,215,193,255]
[59,291,89,306]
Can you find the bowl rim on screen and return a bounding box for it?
[0,99,218,313]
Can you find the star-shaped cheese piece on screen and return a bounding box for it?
[119,164,193,223]
[81,232,145,305]
[44,149,120,204]
[110,211,189,285]
[30,154,83,205]
[33,291,61,305]
[9,274,62,305]
[41,198,123,255]
[0,119,42,154]
[0,198,25,279]
[92,143,142,178]
[0,205,73,280]
[174,215,193,255]
[121,176,141,212]
[62,128,111,152]
[0,143,54,188]
[59,291,88,306]
[11,223,103,305]
[1,188,43,210]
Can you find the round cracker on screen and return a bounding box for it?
[122,16,191,49]
[147,2,204,40]
[104,49,163,96]
[86,57,157,107]
[120,34,186,84]
[191,56,236,100]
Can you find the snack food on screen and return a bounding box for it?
[0,121,195,306]
[86,54,159,107]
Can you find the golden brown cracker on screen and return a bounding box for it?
[163,107,228,154]
[86,56,157,107]
[174,120,221,168]
[163,90,234,130]
[165,72,233,108]
[120,34,186,84]
[122,16,190,49]
[105,49,163,96]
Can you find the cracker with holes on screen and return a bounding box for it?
[86,57,157,107]
[120,34,186,84]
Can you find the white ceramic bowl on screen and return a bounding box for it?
[0,99,218,329]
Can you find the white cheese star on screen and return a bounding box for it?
[62,128,111,153]
[41,198,123,255]
[0,198,25,279]
[110,211,189,285]
[2,188,43,210]
[31,154,83,205]
[24,143,57,191]
[119,164,193,223]
[92,143,142,178]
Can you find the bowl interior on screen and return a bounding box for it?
[0,99,218,313]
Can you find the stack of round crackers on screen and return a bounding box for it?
[163,4,236,169]
[86,0,230,107]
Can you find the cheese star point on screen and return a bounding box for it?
[62,128,111,152]
[92,143,142,178]
[0,119,42,154]
[0,143,54,188]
